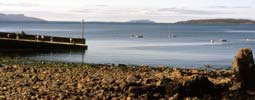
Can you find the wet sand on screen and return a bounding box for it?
[0,57,253,99]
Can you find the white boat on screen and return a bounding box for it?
[245,38,253,42]
[210,40,214,44]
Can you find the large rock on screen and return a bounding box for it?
[180,75,215,98]
[232,48,255,90]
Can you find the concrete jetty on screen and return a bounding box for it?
[0,32,87,50]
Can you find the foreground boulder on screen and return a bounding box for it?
[232,48,255,90]
[179,75,215,98]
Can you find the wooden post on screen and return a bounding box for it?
[82,19,85,39]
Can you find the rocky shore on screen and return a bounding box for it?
[0,48,255,100]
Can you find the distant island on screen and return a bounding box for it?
[0,13,46,22]
[175,19,255,24]
[127,19,156,23]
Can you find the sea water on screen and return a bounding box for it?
[1,22,255,68]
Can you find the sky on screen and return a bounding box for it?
[0,0,254,22]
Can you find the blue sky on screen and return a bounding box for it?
[0,0,254,22]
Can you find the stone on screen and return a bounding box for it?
[180,75,215,98]
[156,78,172,86]
[126,96,132,100]
[77,79,84,89]
[128,86,146,96]
[170,70,182,78]
[153,93,160,98]
[144,78,157,85]
[0,63,6,67]
[126,74,140,84]
[102,74,115,84]
[184,97,199,100]
[118,64,127,67]
[168,93,179,100]
[164,80,182,97]
[232,48,255,90]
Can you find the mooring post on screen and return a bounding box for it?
[6,34,10,38]
[50,37,53,42]
[82,19,85,39]
[36,35,39,42]
[16,34,19,40]
[70,38,73,43]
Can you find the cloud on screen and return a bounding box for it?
[157,8,231,15]
[0,2,39,7]
[73,6,140,16]
[74,9,93,13]
[72,5,110,14]
[73,6,232,20]
[209,6,252,9]
[94,5,108,7]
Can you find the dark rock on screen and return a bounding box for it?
[232,48,255,90]
[128,86,147,96]
[179,75,215,98]
[0,63,6,67]
[164,80,182,97]
[118,64,127,67]
[156,78,172,86]
[144,78,157,85]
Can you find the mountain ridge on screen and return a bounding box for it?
[175,19,255,24]
[0,13,46,22]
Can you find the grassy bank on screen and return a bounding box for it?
[0,57,253,99]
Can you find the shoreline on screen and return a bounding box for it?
[0,56,232,70]
[0,57,253,99]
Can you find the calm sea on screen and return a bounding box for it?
[1,22,255,68]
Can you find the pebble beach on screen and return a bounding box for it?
[0,57,254,100]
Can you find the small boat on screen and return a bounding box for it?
[130,34,135,38]
[168,34,176,38]
[245,38,252,42]
[219,39,227,42]
[210,40,214,44]
[136,34,144,38]
[130,34,144,38]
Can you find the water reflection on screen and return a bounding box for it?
[0,49,87,63]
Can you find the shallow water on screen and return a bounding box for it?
[0,22,255,68]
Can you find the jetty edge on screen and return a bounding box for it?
[0,32,87,50]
